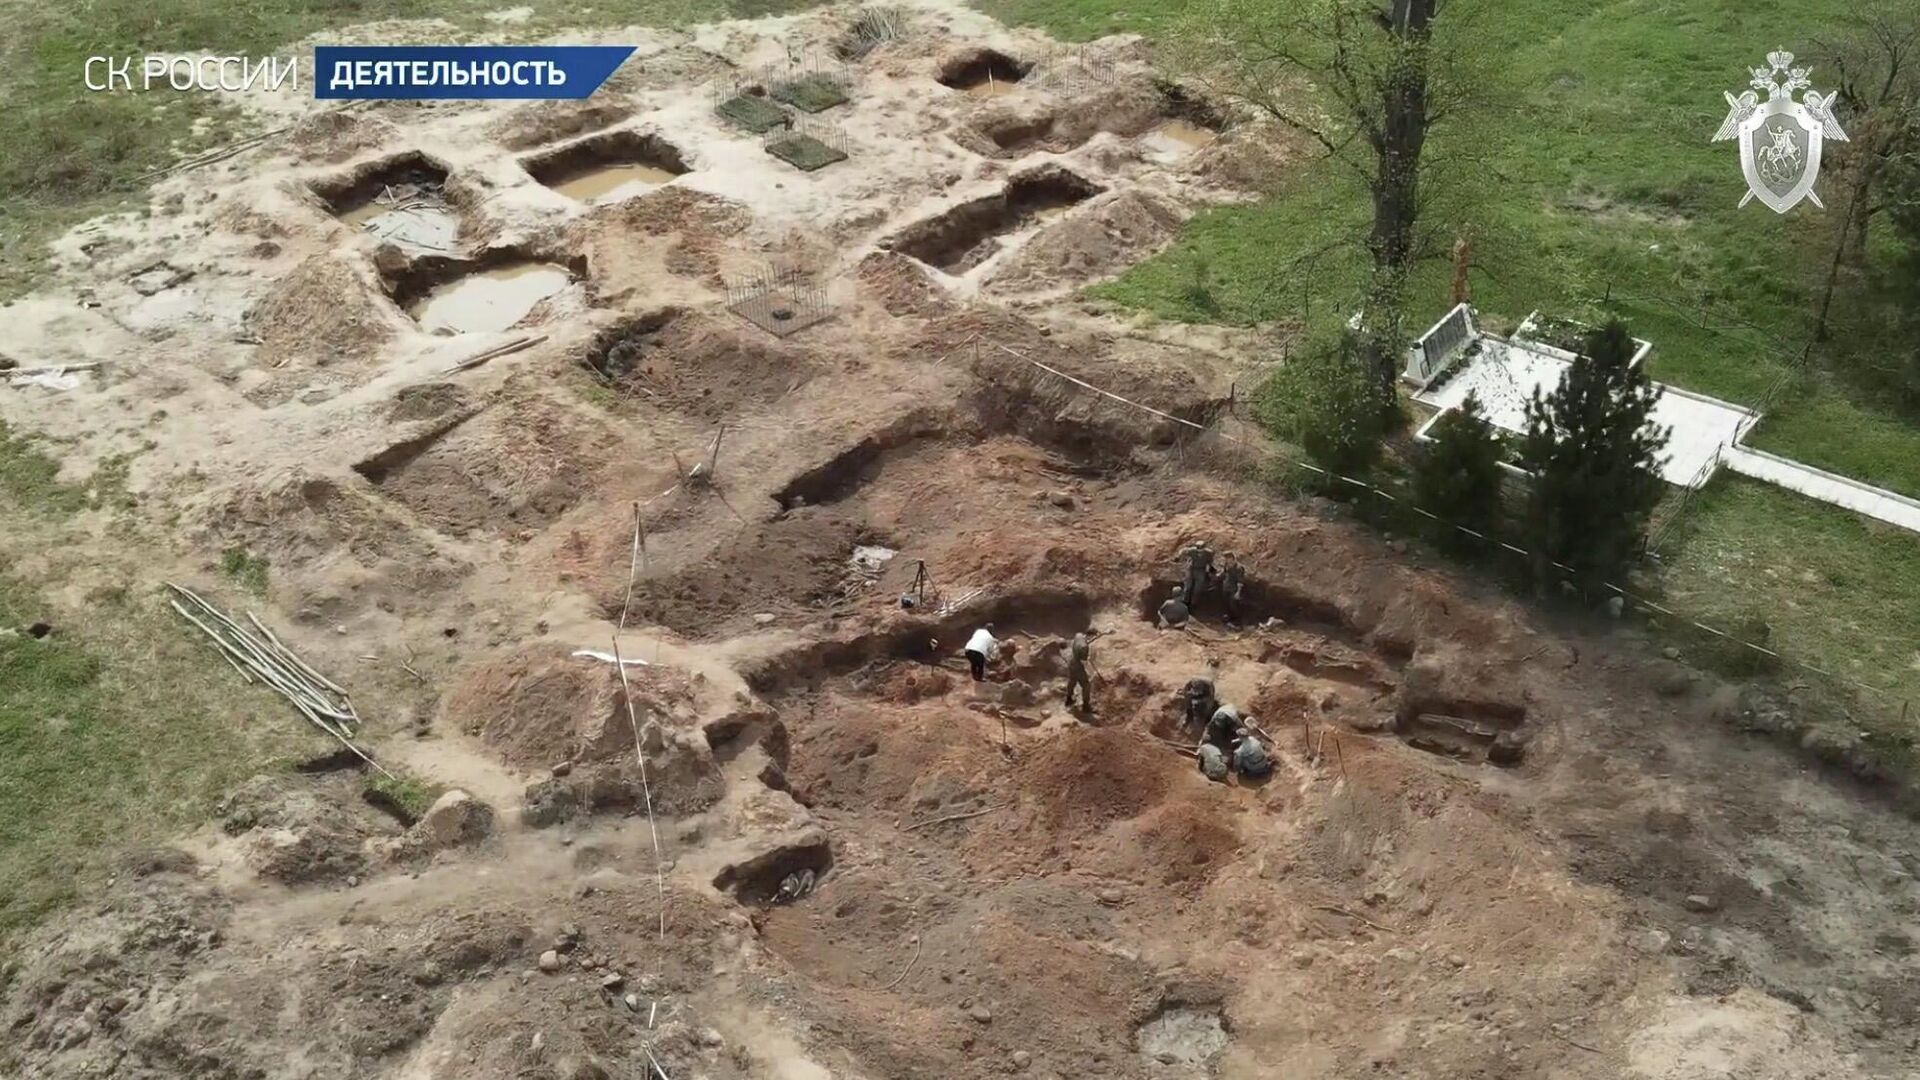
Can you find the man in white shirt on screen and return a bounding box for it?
[964,624,999,682]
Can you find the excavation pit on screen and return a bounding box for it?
[1136,1004,1229,1071]
[313,151,459,250]
[580,310,816,419]
[889,168,1104,273]
[388,252,579,335]
[521,131,690,205]
[938,49,1029,97]
[582,307,682,380]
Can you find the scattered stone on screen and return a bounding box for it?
[530,1032,545,1056]
[970,1004,993,1024]
[1684,894,1718,913]
[600,972,625,992]
[697,1027,725,1049]
[1011,1050,1032,1070]
[551,761,573,778]
[753,613,778,625]
[1662,646,1681,661]
[538,949,562,973]
[416,789,494,849]
[624,993,642,1012]
[1632,929,1672,956]
[1487,731,1528,767]
[1048,491,1075,509]
[1097,888,1124,905]
[1447,953,1467,969]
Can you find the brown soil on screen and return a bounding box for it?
[987,189,1186,294]
[2,5,1912,1080]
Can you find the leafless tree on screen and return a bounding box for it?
[1171,0,1493,386]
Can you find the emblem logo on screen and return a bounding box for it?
[1712,50,1848,213]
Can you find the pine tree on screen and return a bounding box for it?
[1413,390,1504,547]
[1518,320,1669,588]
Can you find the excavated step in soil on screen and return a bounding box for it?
[889,167,1104,274]
[937,48,1030,97]
[521,130,691,204]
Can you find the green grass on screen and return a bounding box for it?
[220,546,271,596]
[766,133,848,171]
[0,422,133,516]
[0,0,827,295]
[1660,476,1920,722]
[771,73,850,113]
[0,579,316,935]
[717,94,792,133]
[363,770,445,823]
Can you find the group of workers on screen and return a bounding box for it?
[1182,661,1272,782]
[963,623,1097,711]
[958,624,1270,785]
[1157,541,1247,629]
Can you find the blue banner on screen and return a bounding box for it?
[313,45,636,100]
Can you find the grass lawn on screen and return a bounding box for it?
[1659,476,1920,721]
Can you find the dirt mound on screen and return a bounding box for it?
[856,250,955,317]
[987,189,1185,293]
[246,254,403,371]
[187,467,466,604]
[355,392,611,539]
[288,109,400,163]
[1113,799,1245,887]
[937,308,1224,460]
[583,310,817,420]
[617,510,890,638]
[483,99,629,150]
[218,772,401,885]
[446,642,699,770]
[1019,726,1176,830]
[1190,120,1309,194]
[572,187,750,291]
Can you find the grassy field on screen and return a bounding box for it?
[1659,475,1920,717]
[1,427,319,934]
[984,0,1920,726]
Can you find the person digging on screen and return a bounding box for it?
[1063,631,1096,714]
[963,623,1000,682]
[1178,540,1215,610]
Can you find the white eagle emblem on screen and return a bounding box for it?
[1713,50,1848,213]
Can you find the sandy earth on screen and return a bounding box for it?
[2,2,1917,1078]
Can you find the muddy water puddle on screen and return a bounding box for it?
[1144,120,1218,155]
[961,76,1021,98]
[547,163,680,203]
[407,263,570,334]
[342,202,459,250]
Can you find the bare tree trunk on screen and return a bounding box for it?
[1366,0,1437,289]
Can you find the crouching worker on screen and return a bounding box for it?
[1203,702,1243,752]
[1182,661,1219,729]
[964,623,999,682]
[1197,741,1230,782]
[1232,727,1273,779]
